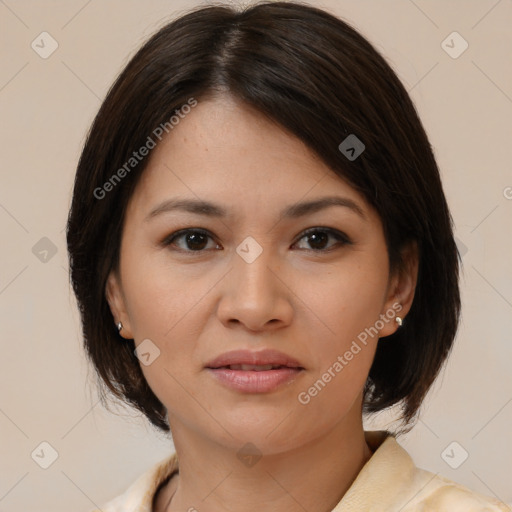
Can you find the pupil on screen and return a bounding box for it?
[309,232,328,249]
[187,232,207,250]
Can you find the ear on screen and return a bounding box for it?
[105,270,134,339]
[378,241,419,337]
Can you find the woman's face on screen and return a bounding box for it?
[106,94,410,454]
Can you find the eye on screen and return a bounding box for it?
[163,229,221,252]
[162,227,350,254]
[293,227,351,252]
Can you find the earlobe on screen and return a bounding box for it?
[379,241,419,337]
[105,271,133,339]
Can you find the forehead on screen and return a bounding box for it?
[127,94,369,219]
[159,94,327,174]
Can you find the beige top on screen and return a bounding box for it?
[90,431,510,512]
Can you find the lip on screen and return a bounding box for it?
[205,349,303,369]
[207,367,303,393]
[205,349,305,394]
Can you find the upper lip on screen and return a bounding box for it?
[205,349,303,369]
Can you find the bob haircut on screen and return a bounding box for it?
[67,1,460,434]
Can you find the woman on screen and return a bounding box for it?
[66,2,509,511]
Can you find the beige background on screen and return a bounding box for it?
[1,0,511,510]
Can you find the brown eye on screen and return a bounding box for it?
[294,228,350,252]
[164,229,220,252]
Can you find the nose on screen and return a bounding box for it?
[216,243,294,333]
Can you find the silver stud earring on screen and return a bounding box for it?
[395,316,403,327]
[117,321,123,332]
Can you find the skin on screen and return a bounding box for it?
[106,94,418,512]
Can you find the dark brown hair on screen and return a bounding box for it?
[67,1,460,434]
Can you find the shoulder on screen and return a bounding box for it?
[401,463,510,511]
[351,432,511,512]
[409,471,511,511]
[87,452,179,512]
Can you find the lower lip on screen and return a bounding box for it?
[206,367,303,393]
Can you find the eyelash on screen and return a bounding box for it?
[161,227,351,254]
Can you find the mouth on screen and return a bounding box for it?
[205,350,305,393]
[205,348,304,371]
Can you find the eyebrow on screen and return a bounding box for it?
[145,195,366,222]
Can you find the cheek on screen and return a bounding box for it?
[120,245,205,339]
[300,256,389,344]
[295,269,385,415]
[295,255,388,401]
[295,349,374,436]
[121,263,205,407]
[119,252,214,386]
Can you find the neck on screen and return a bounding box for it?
[164,414,373,512]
